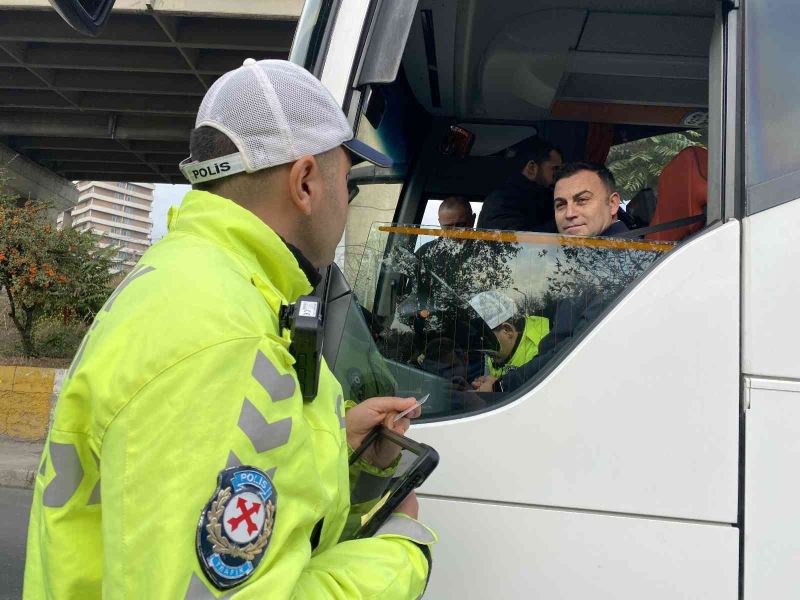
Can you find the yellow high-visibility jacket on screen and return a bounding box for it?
[487,315,550,378]
[24,190,436,599]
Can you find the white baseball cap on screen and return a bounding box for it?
[469,290,518,330]
[179,58,392,185]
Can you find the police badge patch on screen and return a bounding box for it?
[196,466,277,590]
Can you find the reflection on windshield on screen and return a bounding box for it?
[337,224,674,420]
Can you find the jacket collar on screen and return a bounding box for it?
[285,242,322,288]
[166,190,313,303]
[504,316,543,367]
[601,219,629,237]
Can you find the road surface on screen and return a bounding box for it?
[0,487,32,599]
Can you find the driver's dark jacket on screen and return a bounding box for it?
[477,172,556,232]
[494,219,629,393]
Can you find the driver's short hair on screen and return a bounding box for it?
[554,161,618,195]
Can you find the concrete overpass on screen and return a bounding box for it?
[0,0,301,208]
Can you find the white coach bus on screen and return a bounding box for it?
[55,0,800,598]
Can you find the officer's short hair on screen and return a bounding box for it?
[188,127,239,192]
[554,161,618,195]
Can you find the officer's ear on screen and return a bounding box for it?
[288,155,322,216]
[498,322,515,338]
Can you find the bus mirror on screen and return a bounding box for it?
[441,126,475,159]
[49,0,116,37]
[356,0,419,86]
[348,164,407,186]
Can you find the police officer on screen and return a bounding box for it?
[24,59,435,598]
[469,290,550,391]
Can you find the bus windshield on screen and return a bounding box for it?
[333,224,674,420]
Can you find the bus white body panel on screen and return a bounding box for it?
[420,496,738,599]
[742,196,800,599]
[412,221,739,523]
[745,378,800,600]
[743,199,800,379]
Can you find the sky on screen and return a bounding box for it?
[151,183,190,242]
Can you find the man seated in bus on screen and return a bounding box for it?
[552,161,628,237]
[404,196,477,363]
[476,137,563,232]
[468,290,550,390]
[433,195,476,230]
[413,195,476,298]
[472,162,627,393]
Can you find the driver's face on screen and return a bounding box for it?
[554,170,620,236]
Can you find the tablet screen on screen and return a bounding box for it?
[350,427,438,538]
[359,445,420,527]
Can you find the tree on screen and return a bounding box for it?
[0,175,115,356]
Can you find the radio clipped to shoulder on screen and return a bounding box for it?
[279,295,324,401]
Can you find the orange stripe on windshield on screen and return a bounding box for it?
[378,226,675,252]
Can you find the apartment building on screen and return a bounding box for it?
[57,181,154,273]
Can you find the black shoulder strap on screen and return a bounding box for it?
[616,214,705,239]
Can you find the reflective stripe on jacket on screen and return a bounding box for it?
[487,315,550,378]
[24,190,435,599]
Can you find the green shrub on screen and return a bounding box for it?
[33,315,89,359]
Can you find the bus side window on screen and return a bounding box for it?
[745,0,800,214]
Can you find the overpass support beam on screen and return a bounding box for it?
[1,142,77,211]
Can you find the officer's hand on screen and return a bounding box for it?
[395,491,419,520]
[472,375,497,392]
[346,396,421,468]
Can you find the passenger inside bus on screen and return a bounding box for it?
[398,196,478,371]
[476,137,563,232]
[553,162,627,237]
[435,196,476,229]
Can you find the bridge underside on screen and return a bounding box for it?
[0,3,298,185]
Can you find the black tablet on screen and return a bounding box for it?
[349,426,439,539]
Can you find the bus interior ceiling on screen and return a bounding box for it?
[392,0,716,211]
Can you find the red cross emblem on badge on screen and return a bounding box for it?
[222,491,266,543]
[227,497,262,535]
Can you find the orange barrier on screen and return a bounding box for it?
[378,226,675,253]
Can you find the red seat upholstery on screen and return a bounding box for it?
[646,146,708,242]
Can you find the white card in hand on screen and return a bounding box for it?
[392,394,430,423]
